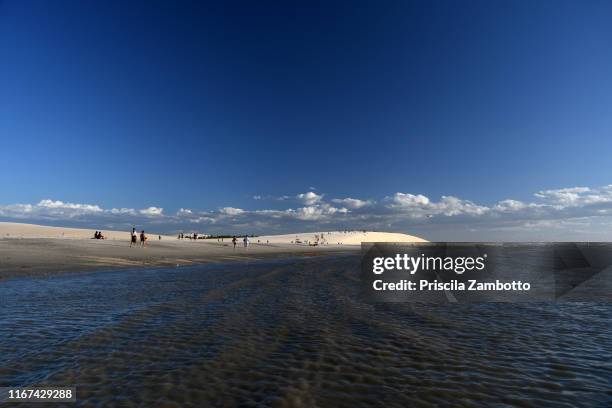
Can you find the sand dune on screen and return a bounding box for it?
[0,223,427,245]
[255,231,427,245]
[0,222,174,240]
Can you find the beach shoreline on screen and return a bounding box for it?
[0,237,358,281]
[0,222,428,281]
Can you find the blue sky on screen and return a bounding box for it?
[1,1,612,239]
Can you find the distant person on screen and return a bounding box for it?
[140,230,147,247]
[243,235,249,248]
[130,228,137,247]
[94,231,99,239]
[232,236,237,249]
[158,235,161,240]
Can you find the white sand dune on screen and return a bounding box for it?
[254,231,427,246]
[0,222,174,240]
[0,222,426,245]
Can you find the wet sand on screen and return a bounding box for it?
[0,238,355,281]
[1,256,611,407]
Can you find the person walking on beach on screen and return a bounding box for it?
[243,235,249,248]
[130,228,137,247]
[232,236,237,249]
[140,230,147,247]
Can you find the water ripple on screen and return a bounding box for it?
[1,257,611,407]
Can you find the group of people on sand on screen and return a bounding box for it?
[174,233,252,249]
[93,231,106,239]
[231,235,250,249]
[130,227,147,247]
[177,232,200,240]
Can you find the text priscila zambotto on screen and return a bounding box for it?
[361,243,612,303]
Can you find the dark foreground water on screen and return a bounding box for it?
[1,256,611,407]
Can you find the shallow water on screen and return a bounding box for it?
[1,256,611,407]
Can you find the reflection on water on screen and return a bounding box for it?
[1,256,611,407]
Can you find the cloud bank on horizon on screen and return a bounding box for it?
[3,185,612,241]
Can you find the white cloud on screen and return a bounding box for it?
[139,207,164,216]
[191,216,216,224]
[4,184,612,239]
[250,194,291,201]
[292,206,325,220]
[219,207,245,216]
[110,208,137,215]
[331,197,374,209]
[327,206,349,215]
[7,204,33,213]
[493,199,526,212]
[254,203,348,221]
[534,185,612,207]
[296,191,323,205]
[387,193,431,208]
[385,193,487,217]
[286,205,346,221]
[0,200,156,222]
[435,196,489,216]
[38,199,103,213]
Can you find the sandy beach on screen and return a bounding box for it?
[0,222,425,280]
[0,236,351,281]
